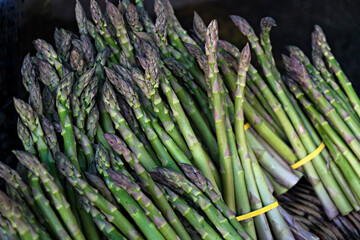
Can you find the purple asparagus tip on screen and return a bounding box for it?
[229,15,254,37]
[240,43,251,66]
[260,17,276,31]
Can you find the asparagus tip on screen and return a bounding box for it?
[229,15,254,37]
[260,17,276,30]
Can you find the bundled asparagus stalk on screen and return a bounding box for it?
[1,0,358,239]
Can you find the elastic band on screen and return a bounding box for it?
[244,122,251,130]
[291,142,325,169]
[236,201,279,221]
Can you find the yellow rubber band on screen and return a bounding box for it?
[244,122,251,130]
[291,142,325,169]
[236,201,279,221]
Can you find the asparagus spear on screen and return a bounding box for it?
[247,142,295,240]
[17,118,37,155]
[289,55,360,160]
[90,0,121,59]
[160,78,221,192]
[33,39,64,77]
[260,17,277,71]
[106,1,135,64]
[73,126,95,167]
[0,191,40,240]
[231,43,257,238]
[311,47,354,115]
[0,163,34,212]
[163,57,214,129]
[102,80,159,171]
[84,172,118,206]
[236,44,283,239]
[151,167,244,240]
[94,144,166,240]
[104,133,192,240]
[161,62,218,161]
[56,73,81,170]
[20,53,36,92]
[205,20,234,207]
[0,162,70,239]
[108,169,180,240]
[40,116,60,156]
[164,187,223,240]
[287,76,360,179]
[179,163,251,239]
[105,66,181,171]
[29,175,71,240]
[13,98,60,181]
[70,39,87,75]
[80,197,126,240]
[312,25,360,119]
[135,53,191,159]
[12,151,85,240]
[245,127,300,190]
[54,151,143,240]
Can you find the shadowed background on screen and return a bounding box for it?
[1,0,359,167]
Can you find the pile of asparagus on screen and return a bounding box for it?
[1,0,359,239]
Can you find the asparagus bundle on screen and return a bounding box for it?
[278,26,360,218]
[226,15,360,220]
[1,0,359,239]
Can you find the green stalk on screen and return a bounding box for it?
[248,144,294,240]
[94,146,166,240]
[152,168,244,240]
[245,130,300,189]
[313,25,360,119]
[150,116,193,165]
[163,58,215,131]
[80,197,126,240]
[108,170,179,240]
[29,176,71,240]
[102,80,158,171]
[138,44,192,159]
[246,80,281,128]
[104,133,191,240]
[0,191,39,240]
[163,66,219,161]
[13,98,60,182]
[245,87,286,140]
[55,151,143,240]
[105,67,181,172]
[161,79,221,192]
[56,73,80,170]
[232,16,342,219]
[243,100,297,165]
[179,164,251,239]
[90,0,121,59]
[289,78,360,178]
[205,20,234,207]
[234,43,270,239]
[225,113,252,233]
[311,50,355,117]
[106,1,135,64]
[164,187,223,240]
[13,151,85,240]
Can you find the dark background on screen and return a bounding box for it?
[1,0,360,167]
